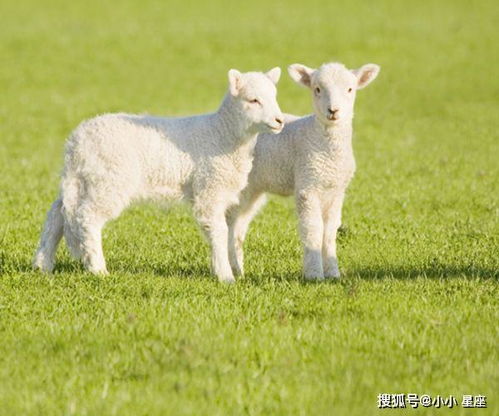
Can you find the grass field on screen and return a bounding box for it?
[0,0,498,414]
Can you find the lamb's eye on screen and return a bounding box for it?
[315,87,321,94]
[348,87,353,93]
[249,98,260,105]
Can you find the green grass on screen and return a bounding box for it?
[0,0,498,414]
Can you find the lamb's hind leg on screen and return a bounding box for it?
[79,217,108,275]
[33,198,64,272]
[66,202,111,275]
[227,193,267,277]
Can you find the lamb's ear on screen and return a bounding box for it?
[265,67,281,85]
[228,69,243,96]
[352,64,380,90]
[288,64,314,88]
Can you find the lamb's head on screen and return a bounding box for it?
[228,68,284,134]
[288,62,380,127]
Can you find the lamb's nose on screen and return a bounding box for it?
[275,117,283,126]
[328,108,339,120]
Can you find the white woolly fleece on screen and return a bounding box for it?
[33,68,284,282]
[227,62,380,280]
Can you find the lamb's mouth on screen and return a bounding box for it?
[267,124,283,133]
[324,115,341,126]
[326,114,340,122]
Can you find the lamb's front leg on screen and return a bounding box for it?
[227,207,243,277]
[322,192,345,279]
[227,209,245,277]
[195,199,235,283]
[296,190,324,280]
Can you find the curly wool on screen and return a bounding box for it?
[228,62,380,280]
[33,69,283,282]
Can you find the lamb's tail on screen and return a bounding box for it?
[33,198,64,272]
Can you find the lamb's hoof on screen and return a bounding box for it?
[303,264,325,281]
[219,276,236,284]
[88,268,109,276]
[32,255,54,273]
[325,273,341,280]
[324,269,341,280]
[303,273,325,282]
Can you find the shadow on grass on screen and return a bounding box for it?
[2,256,209,279]
[52,260,214,280]
[243,262,498,283]
[4,253,497,282]
[114,262,213,280]
[344,264,498,280]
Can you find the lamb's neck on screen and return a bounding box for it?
[213,94,257,146]
[313,116,353,148]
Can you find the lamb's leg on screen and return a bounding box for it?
[79,219,108,275]
[227,193,267,276]
[296,190,324,280]
[65,200,110,275]
[33,198,64,272]
[195,200,234,283]
[322,192,345,279]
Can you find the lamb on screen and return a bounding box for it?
[33,67,284,283]
[227,62,380,280]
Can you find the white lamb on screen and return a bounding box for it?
[227,62,380,280]
[33,68,284,283]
